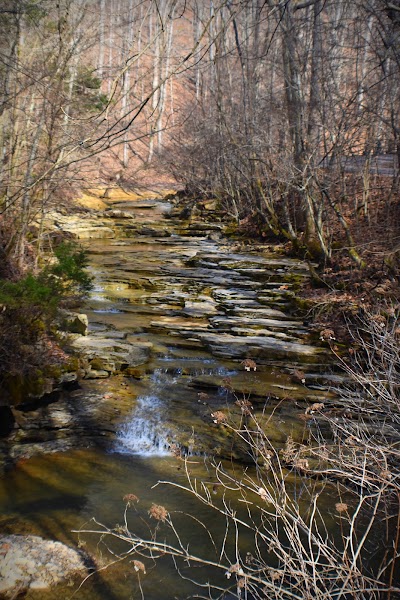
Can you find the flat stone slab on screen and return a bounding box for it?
[210,316,303,330]
[44,211,115,240]
[192,332,321,359]
[71,336,153,371]
[103,209,134,219]
[0,534,88,595]
[150,318,210,331]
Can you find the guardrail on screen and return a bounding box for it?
[319,153,398,176]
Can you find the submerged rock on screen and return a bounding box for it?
[0,534,89,596]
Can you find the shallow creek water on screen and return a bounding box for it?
[0,197,346,598]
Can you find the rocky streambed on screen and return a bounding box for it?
[2,189,345,465]
[0,189,348,598]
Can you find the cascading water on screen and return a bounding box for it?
[115,394,171,456]
[114,363,238,456]
[115,369,172,456]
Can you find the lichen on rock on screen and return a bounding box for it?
[0,534,90,597]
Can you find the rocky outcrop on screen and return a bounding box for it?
[44,211,115,240]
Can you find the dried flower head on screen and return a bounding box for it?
[149,503,168,522]
[305,402,324,415]
[131,560,146,574]
[238,577,247,589]
[268,569,283,582]
[241,359,257,371]
[211,411,227,424]
[294,458,309,471]
[380,470,392,481]
[320,328,336,341]
[169,443,182,458]
[373,314,386,327]
[227,563,244,576]
[257,487,268,501]
[222,377,233,391]
[281,436,297,462]
[292,369,306,384]
[335,502,348,514]
[197,392,209,403]
[123,494,139,505]
[344,435,360,446]
[235,398,253,414]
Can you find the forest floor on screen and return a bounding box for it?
[296,201,400,344]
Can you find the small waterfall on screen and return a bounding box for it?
[89,283,106,302]
[115,395,171,456]
[114,364,238,457]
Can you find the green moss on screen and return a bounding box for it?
[223,222,240,237]
[124,367,146,379]
[348,248,366,268]
[304,238,325,261]
[43,365,63,379]
[291,296,313,312]
[64,356,80,372]
[331,241,344,250]
[89,358,106,371]
[4,370,51,405]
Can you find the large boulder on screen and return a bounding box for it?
[0,534,89,596]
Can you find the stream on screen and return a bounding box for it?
[0,194,345,599]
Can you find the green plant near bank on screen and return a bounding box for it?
[0,242,92,313]
[0,242,92,400]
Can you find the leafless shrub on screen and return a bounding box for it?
[77,311,400,599]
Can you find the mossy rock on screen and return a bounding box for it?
[223,223,240,237]
[64,356,81,372]
[89,358,107,371]
[123,366,146,379]
[60,313,88,335]
[3,372,54,405]
[291,296,314,312]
